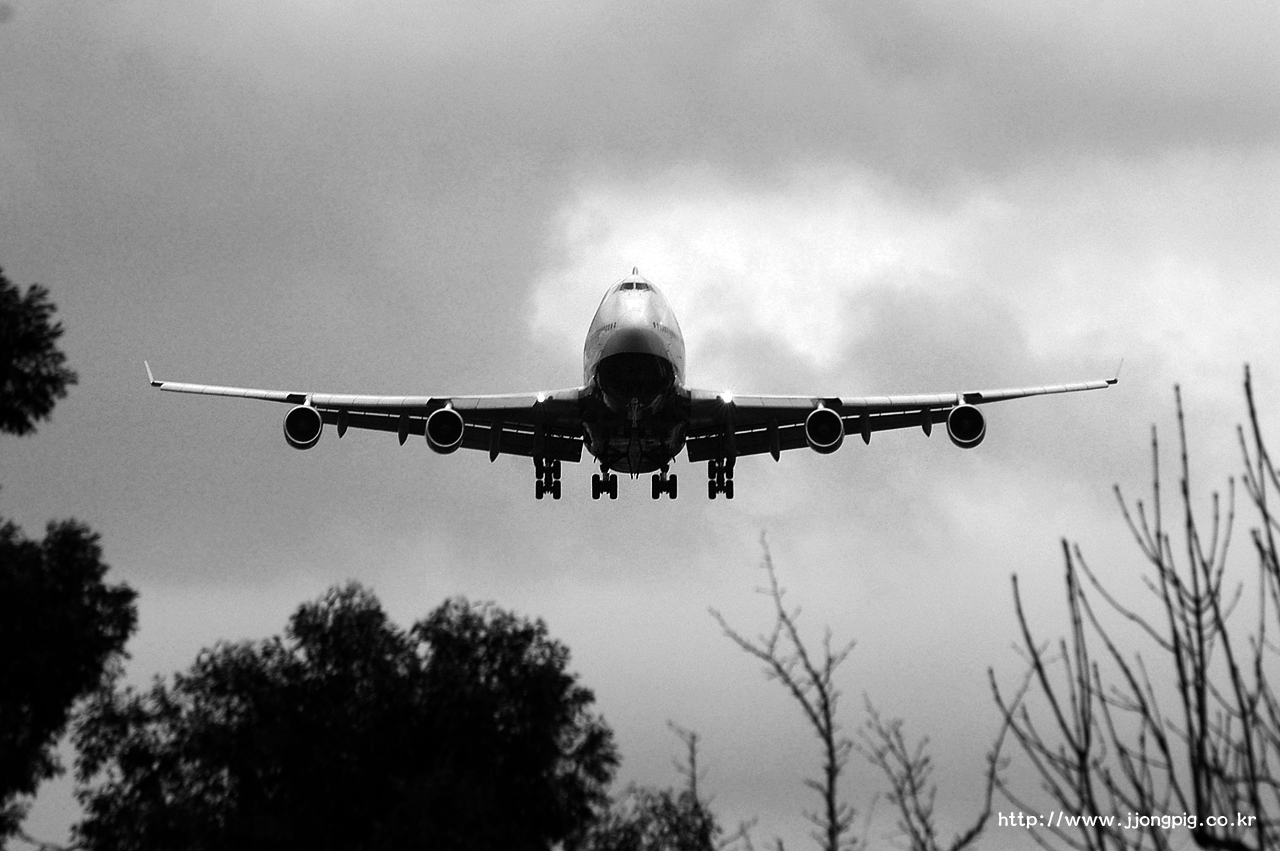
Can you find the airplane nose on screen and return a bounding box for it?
[600,325,667,360]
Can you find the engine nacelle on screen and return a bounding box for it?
[425,407,465,454]
[946,404,986,449]
[283,405,323,450]
[805,406,845,454]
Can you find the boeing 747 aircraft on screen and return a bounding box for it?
[147,269,1116,500]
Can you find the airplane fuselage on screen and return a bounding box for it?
[582,271,688,475]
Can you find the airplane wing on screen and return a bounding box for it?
[683,376,1118,462]
[145,363,586,462]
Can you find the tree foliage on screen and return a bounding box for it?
[0,268,78,436]
[72,584,617,851]
[579,786,721,851]
[577,723,729,851]
[0,264,132,846]
[0,520,137,840]
[992,367,1280,850]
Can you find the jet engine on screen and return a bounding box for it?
[804,407,844,454]
[283,405,323,450]
[425,407,465,454]
[946,404,986,449]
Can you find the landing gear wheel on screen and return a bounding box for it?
[707,457,736,499]
[535,457,562,500]
[651,464,675,500]
[651,470,678,499]
[592,471,618,500]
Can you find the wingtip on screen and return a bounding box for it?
[145,360,159,387]
[1108,358,1124,385]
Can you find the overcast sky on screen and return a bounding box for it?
[3,1,1279,846]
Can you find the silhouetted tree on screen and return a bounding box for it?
[577,722,735,851]
[991,367,1280,850]
[711,544,859,851]
[0,268,77,436]
[856,699,1011,851]
[1,271,134,844]
[714,542,1010,851]
[72,584,617,851]
[581,786,720,851]
[0,520,137,841]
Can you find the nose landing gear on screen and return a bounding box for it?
[707,457,734,499]
[651,465,677,499]
[535,457,562,500]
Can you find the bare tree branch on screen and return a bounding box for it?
[993,368,1280,850]
[714,538,1012,851]
[710,538,858,851]
[858,692,1015,851]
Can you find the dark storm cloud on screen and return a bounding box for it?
[22,0,1262,216]
[5,1,1274,329]
[483,1,1280,182]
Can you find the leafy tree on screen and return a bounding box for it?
[73,584,617,851]
[0,268,78,436]
[0,265,132,846]
[580,786,720,851]
[0,520,137,840]
[577,724,729,851]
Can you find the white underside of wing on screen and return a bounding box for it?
[689,376,1115,417]
[148,365,582,415]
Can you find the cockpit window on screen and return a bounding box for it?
[620,281,651,291]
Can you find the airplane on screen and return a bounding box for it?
[147,269,1116,500]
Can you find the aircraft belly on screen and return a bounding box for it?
[584,416,687,474]
[604,435,674,474]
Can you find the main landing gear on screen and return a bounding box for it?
[591,466,618,500]
[651,465,677,500]
[535,457,562,500]
[707,457,734,499]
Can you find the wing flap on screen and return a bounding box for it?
[317,409,583,462]
[459,425,583,462]
[685,408,952,461]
